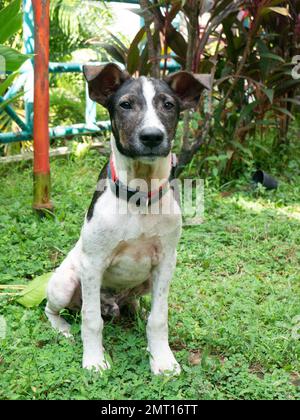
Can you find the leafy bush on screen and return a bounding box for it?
[105,0,300,180]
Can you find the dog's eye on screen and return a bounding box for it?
[164,101,174,110]
[119,101,132,110]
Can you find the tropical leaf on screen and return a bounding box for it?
[17,273,52,308]
[262,87,274,104]
[166,27,187,62]
[127,27,146,74]
[281,98,300,106]
[260,53,285,63]
[262,6,291,18]
[100,43,126,65]
[0,92,23,110]
[0,0,22,44]
[275,79,300,94]
[272,105,295,120]
[107,31,128,53]
[50,0,113,53]
[128,27,146,55]
[0,46,30,72]
[0,0,21,22]
[127,45,140,75]
[0,72,19,97]
[139,43,151,76]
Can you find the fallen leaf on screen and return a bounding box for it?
[17,272,52,308]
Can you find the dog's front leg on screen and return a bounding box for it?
[80,254,110,372]
[147,249,181,375]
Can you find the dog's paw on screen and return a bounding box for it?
[150,351,181,376]
[82,355,111,373]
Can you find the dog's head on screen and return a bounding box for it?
[83,63,210,160]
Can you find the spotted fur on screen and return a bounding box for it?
[45,64,209,375]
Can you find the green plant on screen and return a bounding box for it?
[49,0,113,62]
[102,1,300,181]
[0,0,29,77]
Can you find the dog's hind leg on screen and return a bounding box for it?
[45,256,80,338]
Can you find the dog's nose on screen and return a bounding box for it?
[139,127,164,148]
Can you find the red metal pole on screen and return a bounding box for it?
[32,0,52,211]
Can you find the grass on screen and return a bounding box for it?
[0,151,299,400]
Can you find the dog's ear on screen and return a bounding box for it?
[83,63,131,107]
[164,71,211,111]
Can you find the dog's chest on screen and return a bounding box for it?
[85,188,181,290]
[102,235,162,290]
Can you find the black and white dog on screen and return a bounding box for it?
[45,63,210,375]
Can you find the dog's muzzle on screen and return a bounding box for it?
[139,127,165,148]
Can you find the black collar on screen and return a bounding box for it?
[107,154,177,207]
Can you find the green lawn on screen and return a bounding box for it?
[0,151,299,400]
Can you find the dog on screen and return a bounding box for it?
[45,63,210,375]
